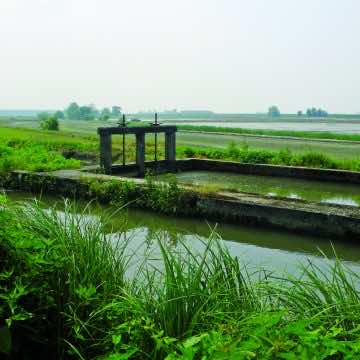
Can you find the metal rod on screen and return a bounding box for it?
[154,113,158,163]
[122,114,126,166]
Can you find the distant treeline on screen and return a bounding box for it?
[2,107,360,121]
[59,102,123,121]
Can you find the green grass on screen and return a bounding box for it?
[176,131,360,160]
[2,123,360,174]
[178,142,360,172]
[2,116,360,161]
[0,126,166,172]
[0,127,87,172]
[1,198,360,359]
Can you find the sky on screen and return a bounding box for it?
[0,0,359,113]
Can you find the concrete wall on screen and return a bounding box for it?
[175,159,360,184]
[2,169,360,240]
[197,197,360,239]
[104,158,360,184]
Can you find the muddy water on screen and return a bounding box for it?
[5,190,360,276]
[165,170,360,207]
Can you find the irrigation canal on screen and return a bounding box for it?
[6,191,360,277]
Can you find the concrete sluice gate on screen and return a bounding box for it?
[98,124,177,177]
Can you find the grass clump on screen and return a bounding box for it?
[1,199,360,359]
[85,174,194,215]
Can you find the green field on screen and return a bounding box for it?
[177,132,360,160]
[1,116,360,161]
[2,118,360,358]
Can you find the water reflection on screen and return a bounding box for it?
[5,191,360,276]
[167,170,360,207]
[173,121,360,134]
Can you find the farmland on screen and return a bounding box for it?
[2,116,360,161]
[2,115,360,359]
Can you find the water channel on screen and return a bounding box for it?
[171,121,360,133]
[5,190,360,277]
[161,170,360,207]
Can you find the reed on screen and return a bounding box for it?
[1,199,360,359]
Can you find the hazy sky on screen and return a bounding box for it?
[1,0,359,113]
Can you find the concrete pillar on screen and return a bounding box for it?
[165,131,176,162]
[136,133,145,177]
[100,133,112,174]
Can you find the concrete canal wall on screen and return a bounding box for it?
[176,159,360,184]
[2,165,360,240]
[108,158,360,184]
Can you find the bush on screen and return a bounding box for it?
[183,147,195,158]
[40,115,59,131]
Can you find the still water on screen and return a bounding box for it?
[5,191,360,276]
[175,121,360,134]
[166,170,360,207]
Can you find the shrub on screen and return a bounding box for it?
[141,173,184,214]
[40,115,59,131]
[183,147,195,158]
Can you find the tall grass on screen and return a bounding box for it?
[1,199,360,358]
[139,234,259,339]
[272,255,360,329]
[1,200,131,358]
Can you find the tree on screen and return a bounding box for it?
[268,106,280,117]
[306,107,329,117]
[297,110,303,116]
[66,102,80,120]
[37,112,50,122]
[55,110,65,119]
[40,114,59,131]
[112,106,122,118]
[89,103,99,119]
[100,107,111,121]
[79,105,96,121]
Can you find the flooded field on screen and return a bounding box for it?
[167,170,360,206]
[171,121,360,133]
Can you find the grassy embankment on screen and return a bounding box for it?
[2,126,360,173]
[1,196,360,359]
